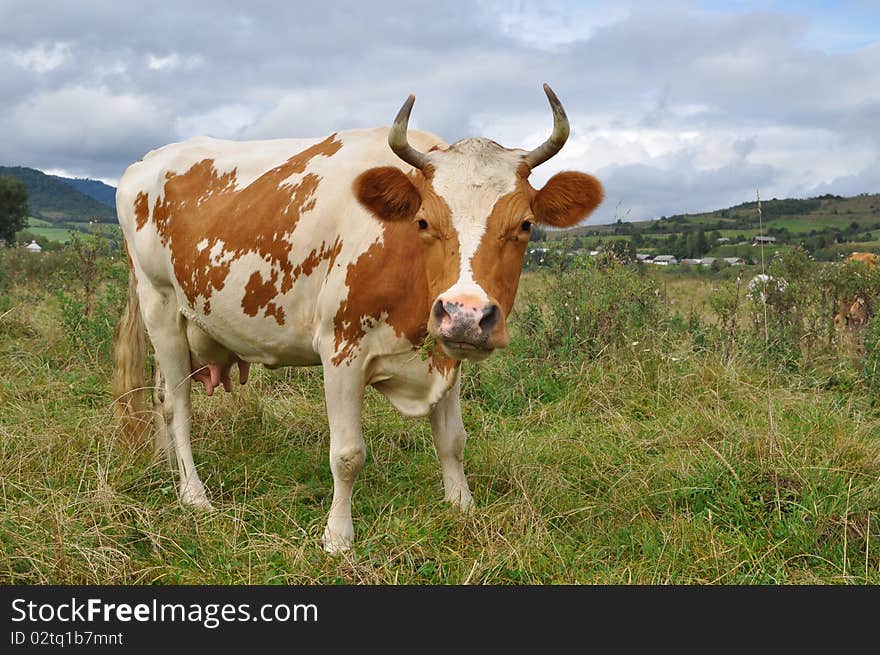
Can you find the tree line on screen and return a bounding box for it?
[0,176,28,243]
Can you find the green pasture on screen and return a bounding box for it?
[21,217,121,244]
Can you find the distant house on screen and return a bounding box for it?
[26,240,42,253]
[681,258,702,265]
[636,253,652,262]
[753,235,776,245]
[700,257,717,266]
[652,255,678,266]
[723,257,744,266]
[716,237,731,244]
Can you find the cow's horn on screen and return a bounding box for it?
[523,83,571,169]
[389,94,429,170]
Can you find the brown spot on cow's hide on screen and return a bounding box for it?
[292,237,343,281]
[142,135,342,321]
[242,270,285,325]
[134,191,150,231]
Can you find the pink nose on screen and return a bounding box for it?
[432,295,502,348]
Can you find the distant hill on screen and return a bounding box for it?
[0,166,117,223]
[553,192,880,261]
[50,175,116,207]
[570,192,880,238]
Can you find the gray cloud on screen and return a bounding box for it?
[0,1,877,223]
[595,142,779,221]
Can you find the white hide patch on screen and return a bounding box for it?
[208,240,229,265]
[427,138,523,301]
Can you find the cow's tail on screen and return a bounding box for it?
[112,268,149,445]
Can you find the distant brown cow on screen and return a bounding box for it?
[848,252,880,266]
[834,252,879,329]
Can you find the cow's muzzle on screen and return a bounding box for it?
[430,294,510,361]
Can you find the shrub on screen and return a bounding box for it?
[0,247,77,289]
[53,231,128,362]
[738,248,833,366]
[55,276,127,361]
[515,253,663,362]
[862,313,880,395]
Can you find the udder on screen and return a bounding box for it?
[185,318,251,396]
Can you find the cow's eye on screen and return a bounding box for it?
[418,219,429,230]
[521,220,532,232]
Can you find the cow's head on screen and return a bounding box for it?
[355,84,603,361]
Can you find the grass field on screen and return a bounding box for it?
[826,241,880,255]
[768,217,863,233]
[716,229,758,239]
[1,252,878,584]
[22,216,72,243]
[21,217,121,244]
[24,227,74,243]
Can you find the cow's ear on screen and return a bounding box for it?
[354,167,422,221]
[531,171,603,228]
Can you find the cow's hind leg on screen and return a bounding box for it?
[321,364,366,553]
[150,360,173,464]
[429,372,473,510]
[139,287,212,510]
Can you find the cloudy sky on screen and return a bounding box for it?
[1,0,878,224]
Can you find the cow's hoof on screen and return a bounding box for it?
[446,488,474,512]
[322,526,353,554]
[179,481,214,512]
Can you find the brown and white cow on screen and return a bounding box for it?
[113,84,603,552]
[834,252,879,329]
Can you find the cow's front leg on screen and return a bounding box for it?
[429,371,473,510]
[321,364,366,553]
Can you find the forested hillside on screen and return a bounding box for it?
[0,166,116,223]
